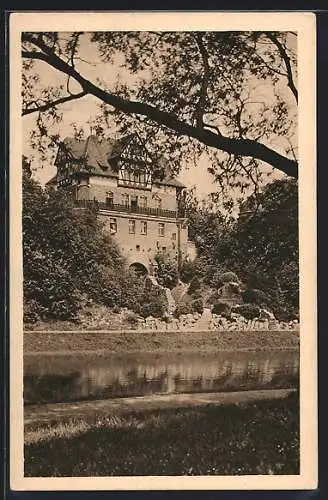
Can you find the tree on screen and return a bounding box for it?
[23,168,174,322]
[183,178,298,319]
[232,178,299,318]
[154,253,179,290]
[181,188,236,272]
[22,31,297,190]
[23,168,125,321]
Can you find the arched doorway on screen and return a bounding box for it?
[129,262,148,277]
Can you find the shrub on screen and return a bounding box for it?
[233,303,260,320]
[23,299,42,324]
[174,302,194,318]
[212,301,232,317]
[243,288,269,307]
[206,271,240,289]
[191,298,203,314]
[135,286,168,319]
[190,289,202,300]
[179,259,197,283]
[188,276,201,294]
[206,269,225,288]
[89,265,126,308]
[206,290,220,306]
[218,271,239,285]
[154,254,179,289]
[124,311,139,326]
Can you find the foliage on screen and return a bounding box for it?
[218,271,239,285]
[188,276,201,295]
[212,301,232,317]
[191,298,204,314]
[22,31,297,189]
[124,311,139,326]
[133,286,168,319]
[154,253,179,289]
[179,259,198,283]
[231,178,299,320]
[174,302,194,318]
[184,178,299,321]
[233,303,261,320]
[23,170,151,321]
[243,288,270,308]
[205,270,241,290]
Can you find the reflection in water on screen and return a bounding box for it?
[24,350,299,405]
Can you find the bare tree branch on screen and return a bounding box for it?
[23,91,87,116]
[21,34,298,178]
[194,32,211,128]
[203,122,222,136]
[265,33,298,103]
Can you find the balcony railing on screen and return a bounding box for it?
[74,199,185,218]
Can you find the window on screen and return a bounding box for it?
[118,165,152,189]
[162,246,166,252]
[122,194,129,206]
[109,218,117,234]
[129,219,136,234]
[140,221,147,235]
[106,191,114,207]
[134,172,140,184]
[139,172,145,186]
[158,223,165,237]
[136,245,140,251]
[172,232,177,241]
[130,195,138,210]
[139,196,147,209]
[155,197,162,210]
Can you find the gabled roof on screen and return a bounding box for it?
[155,175,185,188]
[54,134,186,188]
[56,135,125,177]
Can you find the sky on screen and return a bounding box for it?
[22,31,297,199]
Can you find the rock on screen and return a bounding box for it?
[164,287,176,314]
[144,276,176,315]
[259,308,275,320]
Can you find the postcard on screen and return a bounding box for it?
[9,10,317,491]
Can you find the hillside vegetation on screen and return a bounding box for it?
[23,159,298,325]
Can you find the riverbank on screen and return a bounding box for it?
[25,390,299,477]
[24,329,299,354]
[25,388,296,429]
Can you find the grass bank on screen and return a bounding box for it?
[24,329,299,354]
[25,390,299,477]
[24,388,296,427]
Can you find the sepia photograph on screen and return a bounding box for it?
[9,12,317,490]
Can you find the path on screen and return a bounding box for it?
[194,307,213,330]
[25,388,295,427]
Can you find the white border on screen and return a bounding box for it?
[10,11,317,491]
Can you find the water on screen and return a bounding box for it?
[24,350,299,405]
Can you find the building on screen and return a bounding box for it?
[47,133,196,275]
